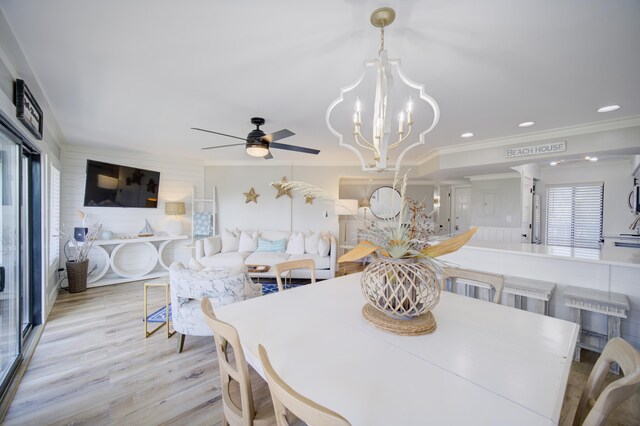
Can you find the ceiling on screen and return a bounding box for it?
[2,0,639,167]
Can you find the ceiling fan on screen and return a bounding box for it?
[193,117,320,159]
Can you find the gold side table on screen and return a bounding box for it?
[144,278,175,338]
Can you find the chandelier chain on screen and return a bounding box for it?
[379,25,385,54]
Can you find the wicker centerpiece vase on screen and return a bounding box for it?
[361,257,440,335]
[339,227,478,336]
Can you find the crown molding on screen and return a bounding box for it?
[466,172,520,181]
[417,115,640,162]
[340,178,437,186]
[203,159,360,167]
[539,157,631,171]
[203,159,423,168]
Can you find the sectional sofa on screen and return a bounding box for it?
[194,229,337,279]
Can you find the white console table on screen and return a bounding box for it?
[85,235,188,287]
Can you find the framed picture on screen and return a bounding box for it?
[14,79,43,140]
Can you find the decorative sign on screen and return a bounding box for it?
[14,79,44,140]
[505,141,566,158]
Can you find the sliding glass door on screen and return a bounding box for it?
[0,130,20,393]
[0,116,41,399]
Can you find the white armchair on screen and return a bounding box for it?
[169,262,261,352]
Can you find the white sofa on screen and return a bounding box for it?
[194,230,337,279]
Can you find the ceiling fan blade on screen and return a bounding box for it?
[261,129,295,143]
[191,127,247,142]
[263,151,274,160]
[201,142,245,150]
[269,142,320,155]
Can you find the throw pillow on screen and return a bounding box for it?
[238,230,259,252]
[203,235,221,256]
[221,228,240,253]
[256,238,287,252]
[317,236,331,257]
[188,257,205,271]
[304,231,321,254]
[286,232,305,255]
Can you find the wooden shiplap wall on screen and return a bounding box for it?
[60,145,204,283]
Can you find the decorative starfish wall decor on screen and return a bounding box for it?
[272,176,292,199]
[304,194,315,204]
[243,187,260,204]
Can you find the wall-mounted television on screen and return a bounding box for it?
[83,160,160,208]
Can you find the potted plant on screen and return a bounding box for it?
[278,174,476,335]
[339,173,477,335]
[58,223,101,293]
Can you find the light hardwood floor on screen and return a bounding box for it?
[3,281,639,425]
[2,281,269,425]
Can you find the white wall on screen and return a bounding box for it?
[61,145,204,280]
[339,182,435,217]
[537,159,637,240]
[205,165,363,239]
[337,180,436,250]
[470,178,521,228]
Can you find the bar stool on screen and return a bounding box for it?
[503,276,556,316]
[564,286,630,374]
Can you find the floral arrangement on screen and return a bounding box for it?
[340,173,477,267]
[277,174,477,267]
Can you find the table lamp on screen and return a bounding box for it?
[165,201,186,236]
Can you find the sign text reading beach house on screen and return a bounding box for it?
[505,141,566,158]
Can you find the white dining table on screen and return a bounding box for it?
[215,273,579,426]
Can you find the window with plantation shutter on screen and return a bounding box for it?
[49,165,61,265]
[546,183,603,249]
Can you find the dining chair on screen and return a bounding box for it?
[572,337,640,426]
[273,259,316,292]
[440,267,504,304]
[258,344,351,426]
[200,299,276,426]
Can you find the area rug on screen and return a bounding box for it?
[147,305,172,323]
[258,278,308,295]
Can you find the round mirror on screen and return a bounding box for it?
[369,186,402,219]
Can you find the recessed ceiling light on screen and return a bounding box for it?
[597,105,620,113]
[589,157,598,162]
[518,121,535,128]
[550,161,558,166]
[585,156,591,160]
[461,132,474,138]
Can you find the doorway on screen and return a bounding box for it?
[0,117,42,399]
[452,187,471,234]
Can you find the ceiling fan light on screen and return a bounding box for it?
[246,143,269,157]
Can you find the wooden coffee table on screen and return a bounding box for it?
[247,264,270,274]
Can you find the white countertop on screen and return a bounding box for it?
[451,240,640,269]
